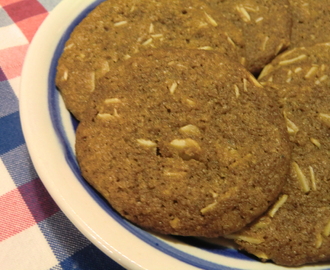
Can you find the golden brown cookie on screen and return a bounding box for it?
[56,0,242,120]
[258,42,330,84]
[75,49,291,238]
[205,0,292,74]
[232,43,330,266]
[289,0,330,48]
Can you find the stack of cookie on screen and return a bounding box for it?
[55,0,330,266]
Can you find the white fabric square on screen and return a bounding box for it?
[0,225,58,270]
[0,23,28,50]
[0,158,16,197]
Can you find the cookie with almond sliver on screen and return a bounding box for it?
[289,0,330,48]
[258,42,330,85]
[232,44,330,266]
[205,0,292,74]
[56,0,242,120]
[233,82,330,266]
[75,48,291,238]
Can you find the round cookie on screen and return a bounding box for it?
[289,0,330,48]
[204,0,292,74]
[232,44,330,266]
[56,0,242,120]
[233,82,330,266]
[75,48,291,238]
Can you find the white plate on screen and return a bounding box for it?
[19,0,329,269]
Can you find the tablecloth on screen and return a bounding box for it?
[0,0,126,269]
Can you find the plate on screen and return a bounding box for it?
[19,0,328,269]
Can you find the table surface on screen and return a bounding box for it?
[0,0,126,269]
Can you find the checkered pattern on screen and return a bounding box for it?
[0,1,125,269]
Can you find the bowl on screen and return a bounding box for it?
[19,1,327,269]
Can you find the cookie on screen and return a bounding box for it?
[204,0,292,74]
[258,42,330,84]
[75,48,291,238]
[56,0,242,120]
[289,0,330,48]
[232,44,330,266]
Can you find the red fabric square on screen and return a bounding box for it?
[0,188,36,242]
[0,67,7,81]
[0,44,29,80]
[3,0,47,23]
[18,178,60,223]
[16,12,48,42]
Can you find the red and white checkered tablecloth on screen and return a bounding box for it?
[0,0,125,269]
